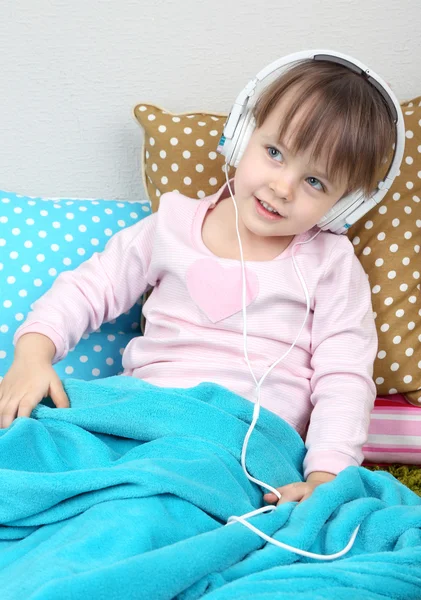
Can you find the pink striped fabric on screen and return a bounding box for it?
[363,394,421,464]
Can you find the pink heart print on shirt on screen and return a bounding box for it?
[186,258,259,323]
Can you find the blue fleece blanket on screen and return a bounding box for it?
[0,376,420,600]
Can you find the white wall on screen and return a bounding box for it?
[0,0,419,202]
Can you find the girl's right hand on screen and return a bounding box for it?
[0,359,70,429]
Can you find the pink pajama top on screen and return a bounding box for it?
[14,180,377,478]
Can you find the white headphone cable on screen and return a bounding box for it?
[223,164,360,560]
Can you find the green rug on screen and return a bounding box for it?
[365,464,421,496]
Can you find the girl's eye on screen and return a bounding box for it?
[267,146,283,161]
[306,177,324,192]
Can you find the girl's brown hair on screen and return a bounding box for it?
[252,59,396,195]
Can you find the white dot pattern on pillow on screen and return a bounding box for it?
[0,191,151,382]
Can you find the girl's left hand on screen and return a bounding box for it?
[263,471,335,506]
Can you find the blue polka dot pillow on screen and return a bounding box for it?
[0,190,151,381]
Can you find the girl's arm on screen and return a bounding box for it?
[303,236,377,480]
[13,213,158,364]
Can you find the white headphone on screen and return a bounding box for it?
[216,49,405,234]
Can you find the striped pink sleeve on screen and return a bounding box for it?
[303,237,377,479]
[13,213,157,363]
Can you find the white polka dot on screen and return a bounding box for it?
[80,355,88,363]
[106,357,114,366]
[384,297,393,306]
[51,244,59,252]
[7,276,16,284]
[151,163,158,172]
[79,225,87,233]
[52,221,61,229]
[63,258,72,266]
[183,127,192,134]
[392,335,401,344]
[403,375,412,384]
[375,258,384,267]
[171,163,179,172]
[64,234,74,241]
[91,238,99,246]
[0,351,6,359]
[93,345,102,352]
[18,290,27,297]
[405,156,414,164]
[404,231,412,239]
[65,366,74,374]
[395,309,404,317]
[408,321,415,330]
[105,208,113,215]
[377,232,385,240]
[172,116,180,123]
[0,325,9,333]
[377,350,386,359]
[15,313,24,321]
[11,228,21,235]
[38,231,47,238]
[413,271,420,279]
[392,218,400,227]
[408,296,416,303]
[36,254,45,262]
[375,377,384,385]
[25,218,34,225]
[159,150,167,159]
[77,248,86,256]
[402,257,410,266]
[390,363,399,371]
[24,240,33,249]
[380,323,389,332]
[393,192,400,201]
[3,300,12,308]
[170,137,179,146]
[352,236,360,245]
[147,114,156,121]
[406,182,414,190]
[34,279,43,287]
[117,221,125,228]
[362,247,371,255]
[92,369,100,376]
[48,268,57,276]
[378,205,387,214]
[389,244,398,253]
[372,285,381,294]
[387,270,396,279]
[195,164,204,173]
[21,264,30,273]
[107,334,115,341]
[158,125,166,133]
[196,139,205,147]
[10,251,18,259]
[405,348,414,356]
[182,151,191,159]
[184,177,192,185]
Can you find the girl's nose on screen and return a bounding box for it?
[269,172,294,201]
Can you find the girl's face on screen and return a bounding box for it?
[233,93,349,241]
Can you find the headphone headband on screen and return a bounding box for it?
[217,49,405,234]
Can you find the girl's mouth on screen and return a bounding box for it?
[254,196,284,221]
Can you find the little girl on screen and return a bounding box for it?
[0,56,397,505]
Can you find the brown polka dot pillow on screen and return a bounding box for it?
[133,104,231,212]
[133,99,421,403]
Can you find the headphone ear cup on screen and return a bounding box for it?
[230,113,256,168]
[317,191,365,231]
